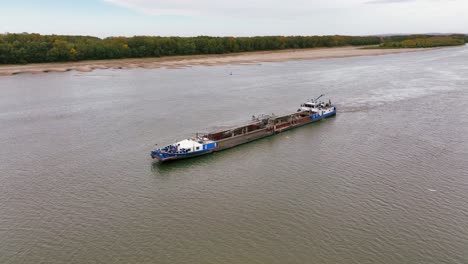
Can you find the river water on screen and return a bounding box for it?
[1,46,468,264]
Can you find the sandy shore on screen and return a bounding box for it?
[0,46,435,76]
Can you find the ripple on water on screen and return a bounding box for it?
[1,47,468,264]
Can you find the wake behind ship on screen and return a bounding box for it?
[151,95,336,162]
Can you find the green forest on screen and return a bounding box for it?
[378,35,466,48]
[0,33,466,64]
[0,34,380,64]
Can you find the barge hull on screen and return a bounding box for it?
[213,109,337,152]
[214,128,274,151]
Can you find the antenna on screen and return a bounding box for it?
[313,94,325,102]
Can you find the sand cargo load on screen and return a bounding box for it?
[151,95,336,162]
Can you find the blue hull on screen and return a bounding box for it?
[151,149,213,162]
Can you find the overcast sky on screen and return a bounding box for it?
[1,0,467,37]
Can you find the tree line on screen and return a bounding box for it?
[0,34,380,64]
[0,33,466,64]
[379,36,465,48]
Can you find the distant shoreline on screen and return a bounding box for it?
[0,46,437,76]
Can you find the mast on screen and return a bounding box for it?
[313,94,325,102]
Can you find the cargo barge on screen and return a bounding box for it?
[151,95,336,162]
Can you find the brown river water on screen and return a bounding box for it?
[1,46,467,264]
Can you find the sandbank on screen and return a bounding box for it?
[0,46,436,76]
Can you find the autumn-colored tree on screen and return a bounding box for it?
[380,36,464,49]
[0,33,465,64]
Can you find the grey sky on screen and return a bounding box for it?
[1,0,467,37]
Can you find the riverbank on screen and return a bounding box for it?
[0,46,436,76]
